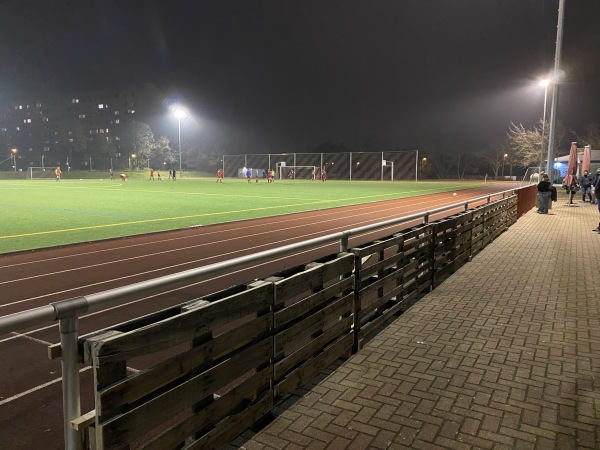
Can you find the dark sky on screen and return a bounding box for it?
[1,0,599,154]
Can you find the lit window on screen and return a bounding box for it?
[72,99,79,103]
[99,129,105,133]
[1,127,6,132]
[42,117,49,122]
[36,102,42,108]
[19,105,23,109]
[115,136,120,141]
[79,114,86,119]
[114,110,119,115]
[43,146,50,152]
[115,119,120,124]
[69,138,74,143]
[98,104,104,109]
[16,126,20,131]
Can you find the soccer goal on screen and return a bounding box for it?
[27,167,55,180]
[277,164,317,180]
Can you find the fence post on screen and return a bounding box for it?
[59,314,82,450]
[340,235,349,253]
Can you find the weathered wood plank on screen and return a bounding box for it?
[98,314,271,414]
[350,234,404,257]
[274,277,353,328]
[182,392,273,450]
[274,315,353,380]
[274,332,353,400]
[273,254,354,304]
[98,338,272,447]
[94,283,272,362]
[139,368,273,450]
[274,293,353,355]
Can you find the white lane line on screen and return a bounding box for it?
[0,366,92,406]
[0,202,440,310]
[0,195,446,271]
[0,234,380,345]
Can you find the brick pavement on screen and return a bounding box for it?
[229,197,600,450]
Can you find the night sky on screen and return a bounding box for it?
[1,0,599,154]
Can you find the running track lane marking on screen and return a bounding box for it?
[0,366,91,406]
[0,190,434,240]
[0,365,138,406]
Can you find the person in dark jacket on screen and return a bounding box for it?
[580,170,593,202]
[537,173,552,214]
[593,171,600,232]
[590,168,600,204]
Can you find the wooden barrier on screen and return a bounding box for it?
[70,196,519,449]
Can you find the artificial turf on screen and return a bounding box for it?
[0,177,482,253]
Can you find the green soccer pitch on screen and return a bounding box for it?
[0,177,483,254]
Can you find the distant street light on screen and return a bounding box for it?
[502,153,508,179]
[129,153,136,171]
[171,105,187,177]
[538,79,551,173]
[11,148,17,172]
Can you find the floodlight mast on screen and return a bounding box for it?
[171,106,187,177]
[545,0,565,180]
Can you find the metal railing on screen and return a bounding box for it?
[0,187,528,450]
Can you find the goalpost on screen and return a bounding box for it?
[27,167,55,180]
[277,164,317,180]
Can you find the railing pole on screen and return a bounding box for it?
[59,315,82,450]
[340,235,349,253]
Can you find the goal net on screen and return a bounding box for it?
[278,165,317,180]
[28,167,56,180]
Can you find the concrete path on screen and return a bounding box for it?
[231,197,600,450]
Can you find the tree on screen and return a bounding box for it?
[481,140,511,180]
[581,124,600,149]
[130,121,155,169]
[506,122,544,170]
[152,135,173,169]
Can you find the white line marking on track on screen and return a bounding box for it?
[0,366,92,406]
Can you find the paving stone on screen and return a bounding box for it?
[234,200,600,450]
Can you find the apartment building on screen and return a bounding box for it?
[0,91,137,170]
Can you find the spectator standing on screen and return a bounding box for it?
[172,169,176,181]
[109,168,114,180]
[580,170,593,202]
[530,171,539,184]
[593,172,600,232]
[537,173,552,214]
[590,168,600,205]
